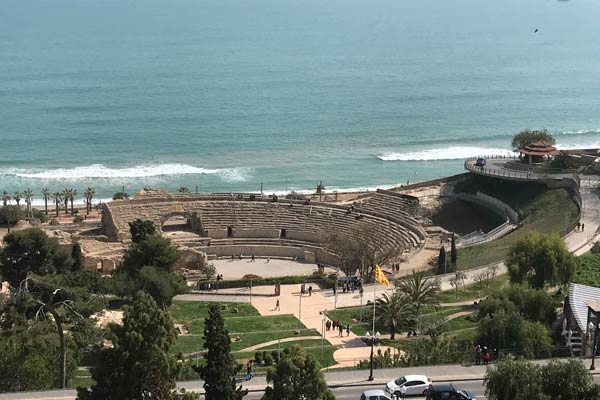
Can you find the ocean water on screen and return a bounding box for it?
[2,0,600,203]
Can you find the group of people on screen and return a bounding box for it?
[474,345,494,365]
[300,284,313,296]
[577,222,586,232]
[326,319,351,337]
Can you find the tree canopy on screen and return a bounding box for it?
[0,228,73,288]
[121,234,180,274]
[511,129,555,150]
[199,304,246,400]
[376,291,412,340]
[0,205,25,232]
[78,291,183,400]
[507,232,576,288]
[325,222,401,281]
[485,357,600,400]
[396,270,440,332]
[128,219,157,244]
[262,346,335,400]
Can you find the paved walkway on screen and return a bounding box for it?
[567,181,600,255]
[238,336,322,352]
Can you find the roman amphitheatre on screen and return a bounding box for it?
[16,145,600,368]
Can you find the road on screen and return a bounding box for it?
[243,380,488,399]
[0,380,488,400]
[5,375,600,400]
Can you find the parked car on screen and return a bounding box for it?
[360,389,393,400]
[385,374,432,397]
[425,384,475,400]
[475,157,486,167]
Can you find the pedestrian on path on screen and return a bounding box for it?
[475,345,482,365]
[246,361,254,381]
[251,254,255,262]
[308,286,313,296]
[275,299,280,311]
[483,347,490,365]
[577,222,581,232]
[338,324,343,337]
[582,223,585,232]
[332,320,337,331]
[267,257,270,263]
[301,283,305,296]
[333,285,336,296]
[346,324,350,337]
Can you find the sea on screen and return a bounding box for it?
[2,0,600,204]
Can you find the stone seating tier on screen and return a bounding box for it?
[102,198,425,254]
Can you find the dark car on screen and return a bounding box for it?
[475,157,486,167]
[425,384,475,400]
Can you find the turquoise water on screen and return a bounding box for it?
[2,0,600,202]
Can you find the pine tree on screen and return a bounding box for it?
[77,291,184,400]
[437,246,447,275]
[199,304,246,400]
[262,345,335,400]
[450,233,458,271]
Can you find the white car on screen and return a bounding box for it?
[385,374,432,397]
[360,389,393,400]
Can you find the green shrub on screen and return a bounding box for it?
[263,353,273,366]
[32,208,48,223]
[73,215,84,223]
[254,351,263,365]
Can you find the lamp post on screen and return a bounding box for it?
[368,278,377,381]
[591,322,599,371]
[321,308,327,362]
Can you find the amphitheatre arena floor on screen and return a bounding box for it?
[210,258,337,280]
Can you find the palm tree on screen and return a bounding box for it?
[62,188,70,214]
[375,291,412,340]
[68,189,77,215]
[41,187,50,215]
[52,192,63,217]
[13,191,22,207]
[84,187,95,215]
[2,191,10,206]
[23,188,33,217]
[396,270,440,333]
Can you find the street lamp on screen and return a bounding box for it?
[591,322,600,370]
[321,308,327,362]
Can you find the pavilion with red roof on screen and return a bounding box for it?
[518,141,559,164]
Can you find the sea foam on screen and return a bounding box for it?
[2,164,252,183]
[378,147,514,161]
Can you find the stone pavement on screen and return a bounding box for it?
[246,283,396,367]
[567,181,600,256]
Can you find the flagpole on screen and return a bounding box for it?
[368,270,376,381]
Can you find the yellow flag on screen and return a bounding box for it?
[374,264,389,287]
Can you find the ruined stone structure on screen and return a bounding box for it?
[99,190,427,267]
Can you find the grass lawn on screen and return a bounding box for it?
[437,274,509,303]
[454,177,578,269]
[445,314,477,332]
[169,301,320,355]
[326,305,467,337]
[234,340,338,370]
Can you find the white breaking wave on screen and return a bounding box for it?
[2,164,252,183]
[379,146,514,161]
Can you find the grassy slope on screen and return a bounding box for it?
[573,253,600,287]
[454,176,579,269]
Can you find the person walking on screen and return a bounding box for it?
[246,361,253,381]
[308,286,313,296]
[582,223,585,232]
[251,254,255,262]
[338,324,343,337]
[275,299,280,311]
[333,285,337,296]
[346,324,350,337]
